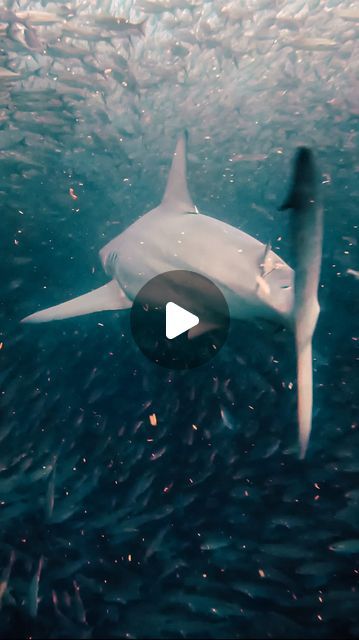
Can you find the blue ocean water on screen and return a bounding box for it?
[0,0,358,638]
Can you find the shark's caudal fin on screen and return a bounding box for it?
[280,148,324,458]
[21,279,132,323]
[161,131,197,212]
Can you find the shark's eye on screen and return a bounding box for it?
[281,284,291,290]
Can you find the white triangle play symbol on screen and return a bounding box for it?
[165,302,199,340]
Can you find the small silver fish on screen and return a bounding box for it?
[0,550,16,610]
[28,556,44,618]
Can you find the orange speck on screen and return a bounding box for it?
[0,342,3,350]
[258,569,265,578]
[69,187,78,201]
[128,554,132,562]
[149,413,157,426]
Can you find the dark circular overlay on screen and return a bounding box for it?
[130,270,230,369]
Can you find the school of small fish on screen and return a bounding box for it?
[0,0,358,637]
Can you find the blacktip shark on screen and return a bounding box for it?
[21,133,323,457]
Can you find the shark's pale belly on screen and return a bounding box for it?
[100,209,294,324]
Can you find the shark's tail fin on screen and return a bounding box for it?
[295,293,321,458]
[296,323,315,458]
[280,147,323,458]
[21,279,132,324]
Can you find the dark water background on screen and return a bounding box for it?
[0,0,359,638]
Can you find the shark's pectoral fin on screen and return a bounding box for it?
[161,131,197,213]
[21,279,132,324]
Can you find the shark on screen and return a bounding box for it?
[21,133,323,457]
[279,147,323,458]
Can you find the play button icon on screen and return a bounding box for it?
[130,270,230,369]
[166,302,199,340]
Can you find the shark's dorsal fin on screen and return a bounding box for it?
[161,131,197,212]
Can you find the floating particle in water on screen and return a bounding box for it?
[69,187,78,200]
